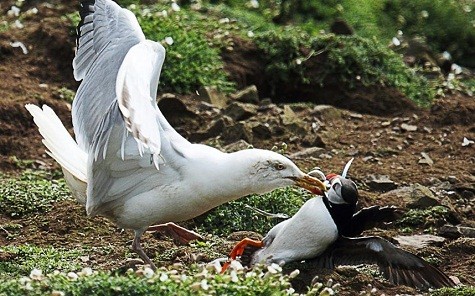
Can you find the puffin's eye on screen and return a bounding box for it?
[274,163,285,170]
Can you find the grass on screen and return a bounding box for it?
[0,245,85,278]
[0,264,316,296]
[432,286,475,296]
[0,170,71,218]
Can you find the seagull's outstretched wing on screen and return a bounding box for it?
[308,236,455,290]
[73,0,163,161]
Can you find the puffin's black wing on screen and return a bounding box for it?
[308,236,455,290]
[342,206,403,237]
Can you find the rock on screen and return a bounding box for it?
[312,105,342,121]
[223,102,258,121]
[349,113,363,120]
[230,85,259,104]
[394,234,445,249]
[222,139,252,152]
[439,225,475,239]
[251,123,272,139]
[190,116,233,142]
[198,86,229,108]
[289,147,325,159]
[221,122,253,144]
[381,184,440,209]
[281,105,306,134]
[367,175,397,192]
[157,95,196,125]
[418,152,434,166]
[400,123,418,132]
[302,134,326,148]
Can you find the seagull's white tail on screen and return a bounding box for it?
[25,104,88,204]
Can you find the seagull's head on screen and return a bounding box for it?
[236,149,327,195]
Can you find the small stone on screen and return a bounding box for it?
[394,234,445,249]
[302,134,326,148]
[222,139,252,152]
[349,113,363,119]
[198,86,229,108]
[281,105,306,133]
[252,123,272,139]
[223,102,258,121]
[157,95,196,121]
[381,121,391,127]
[401,123,417,132]
[289,147,325,159]
[367,175,397,192]
[230,85,259,104]
[222,122,253,143]
[312,105,342,121]
[418,152,434,166]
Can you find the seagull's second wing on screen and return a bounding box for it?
[308,236,455,290]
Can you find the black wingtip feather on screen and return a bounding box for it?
[76,0,96,47]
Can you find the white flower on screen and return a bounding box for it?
[421,10,429,18]
[14,19,24,29]
[230,270,239,282]
[7,6,21,17]
[161,10,168,17]
[442,51,452,60]
[171,2,180,12]
[451,63,462,75]
[79,267,93,276]
[142,267,154,278]
[164,37,174,45]
[29,268,43,280]
[392,37,401,46]
[67,272,78,281]
[249,0,259,8]
[200,279,209,290]
[247,31,254,38]
[159,272,169,282]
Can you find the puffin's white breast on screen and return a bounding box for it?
[251,197,338,265]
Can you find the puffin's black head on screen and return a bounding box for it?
[326,176,359,206]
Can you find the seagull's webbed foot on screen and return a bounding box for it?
[221,238,264,273]
[147,222,204,244]
[132,230,157,270]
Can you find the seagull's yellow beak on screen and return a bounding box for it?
[295,174,327,195]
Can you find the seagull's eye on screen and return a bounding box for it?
[274,163,285,170]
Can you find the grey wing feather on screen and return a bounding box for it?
[72,0,145,152]
[307,236,455,290]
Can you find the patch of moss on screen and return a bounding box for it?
[0,170,70,218]
[397,206,452,228]
[193,187,312,236]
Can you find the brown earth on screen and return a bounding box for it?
[1,2,474,295]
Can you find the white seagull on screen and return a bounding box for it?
[25,0,326,268]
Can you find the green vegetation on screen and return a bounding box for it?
[194,187,312,236]
[0,245,85,278]
[129,4,236,93]
[62,0,441,106]
[0,264,316,296]
[255,32,433,105]
[397,206,453,228]
[432,286,475,296]
[0,170,70,218]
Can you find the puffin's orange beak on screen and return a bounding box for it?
[294,174,327,195]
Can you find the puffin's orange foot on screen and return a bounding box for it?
[221,238,263,273]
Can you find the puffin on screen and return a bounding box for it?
[25,0,327,269]
[222,159,456,290]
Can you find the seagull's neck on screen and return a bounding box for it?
[185,148,269,205]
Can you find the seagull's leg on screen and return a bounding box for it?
[221,238,264,273]
[147,222,204,244]
[132,229,157,270]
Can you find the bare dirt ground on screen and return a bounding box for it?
[0,2,474,295]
